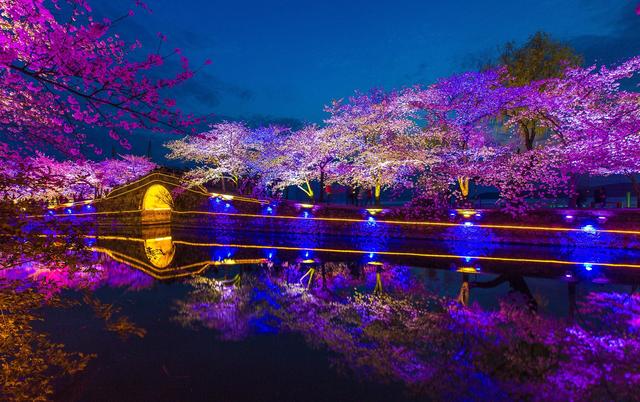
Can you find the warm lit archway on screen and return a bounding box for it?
[143,236,175,268]
[142,184,172,211]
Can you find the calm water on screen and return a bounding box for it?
[2,223,639,401]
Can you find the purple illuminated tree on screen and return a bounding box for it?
[0,0,201,158]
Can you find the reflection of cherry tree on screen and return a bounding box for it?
[0,251,157,399]
[0,281,95,401]
[173,275,259,341]
[261,266,640,400]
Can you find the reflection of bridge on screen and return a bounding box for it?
[91,225,267,280]
[90,224,640,286]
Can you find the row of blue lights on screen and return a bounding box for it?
[46,204,95,215]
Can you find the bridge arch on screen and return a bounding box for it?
[141,184,173,211]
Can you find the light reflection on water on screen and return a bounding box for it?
[1,223,639,402]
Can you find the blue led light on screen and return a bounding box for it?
[268,252,273,259]
[305,251,309,258]
[215,197,221,204]
[65,208,72,214]
[369,252,374,259]
[303,211,309,218]
[463,221,473,227]
[581,224,596,234]
[266,206,273,213]
[225,203,231,208]
[464,256,472,262]
[367,216,376,225]
[583,263,593,271]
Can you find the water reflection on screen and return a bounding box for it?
[1,223,639,401]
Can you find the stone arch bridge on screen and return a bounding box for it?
[93,172,210,224]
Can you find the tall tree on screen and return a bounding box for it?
[498,32,582,151]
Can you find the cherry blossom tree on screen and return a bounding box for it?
[262,125,352,201]
[0,0,201,158]
[165,121,267,192]
[0,153,156,203]
[325,90,425,205]
[408,70,518,204]
[493,56,640,209]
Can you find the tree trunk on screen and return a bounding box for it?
[457,176,470,207]
[318,170,325,203]
[374,184,381,206]
[567,174,578,208]
[630,175,640,208]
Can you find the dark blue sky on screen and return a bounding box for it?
[94,0,640,155]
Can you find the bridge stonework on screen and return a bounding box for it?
[94,172,209,225]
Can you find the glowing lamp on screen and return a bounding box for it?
[266,206,273,213]
[367,216,376,225]
[581,224,596,234]
[225,203,231,209]
[303,211,309,218]
[302,259,315,264]
[304,251,310,258]
[464,256,472,262]
[463,221,473,227]
[564,214,574,221]
[268,252,273,259]
[456,267,477,273]
[565,272,573,279]
[583,263,593,271]
[65,208,72,214]
[597,216,607,223]
[368,252,374,259]
[297,203,314,209]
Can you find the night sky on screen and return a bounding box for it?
[93,0,640,157]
